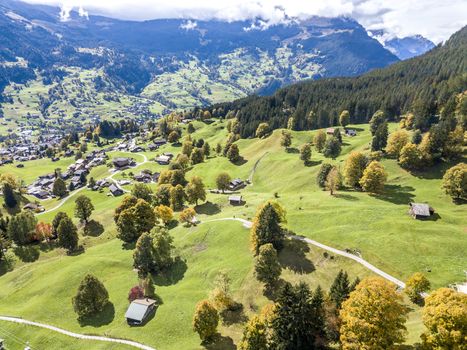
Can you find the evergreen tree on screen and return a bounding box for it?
[2,182,17,208]
[369,110,387,135]
[202,142,211,158]
[371,122,388,151]
[72,274,109,318]
[133,232,155,277]
[254,243,281,288]
[329,270,351,309]
[317,163,333,188]
[272,282,326,350]
[52,178,67,197]
[52,211,68,236]
[7,211,37,245]
[323,137,341,158]
[57,215,79,252]
[250,201,285,255]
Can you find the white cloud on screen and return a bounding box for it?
[21,0,467,42]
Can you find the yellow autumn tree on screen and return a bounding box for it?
[154,205,174,225]
[421,288,467,349]
[340,277,408,350]
[359,161,387,193]
[386,130,410,158]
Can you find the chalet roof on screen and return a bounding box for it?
[229,195,242,202]
[124,298,156,322]
[409,203,431,217]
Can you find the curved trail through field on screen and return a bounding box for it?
[247,152,269,185]
[202,217,406,289]
[37,153,148,216]
[0,316,155,350]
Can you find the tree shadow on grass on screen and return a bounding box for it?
[305,160,322,167]
[203,333,236,350]
[286,147,299,154]
[371,185,415,205]
[334,193,359,201]
[278,238,315,274]
[220,303,248,326]
[232,157,248,166]
[78,302,115,327]
[411,159,463,180]
[152,257,187,286]
[13,245,40,262]
[195,201,221,215]
[83,220,104,237]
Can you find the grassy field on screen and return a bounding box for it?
[0,120,464,349]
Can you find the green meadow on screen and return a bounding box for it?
[0,120,465,349]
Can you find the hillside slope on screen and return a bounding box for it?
[211,26,467,137]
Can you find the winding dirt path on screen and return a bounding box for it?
[203,217,406,289]
[0,316,156,350]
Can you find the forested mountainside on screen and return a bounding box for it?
[209,26,467,138]
[0,0,399,109]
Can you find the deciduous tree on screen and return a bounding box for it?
[280,130,292,149]
[57,215,79,252]
[386,130,410,158]
[216,172,231,193]
[7,211,37,245]
[359,161,387,193]
[74,195,94,224]
[325,167,341,195]
[72,274,109,318]
[170,184,186,211]
[421,288,467,349]
[131,183,153,203]
[340,277,408,350]
[313,130,326,152]
[442,163,466,200]
[186,176,206,205]
[343,151,367,187]
[405,272,430,304]
[179,207,196,226]
[227,143,241,163]
[300,143,312,164]
[154,205,174,225]
[339,110,350,127]
[399,143,422,170]
[238,315,268,350]
[255,123,270,138]
[193,300,219,342]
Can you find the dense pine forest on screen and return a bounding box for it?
[209,26,467,138]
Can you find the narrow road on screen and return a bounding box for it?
[203,217,406,289]
[37,153,148,216]
[0,316,156,350]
